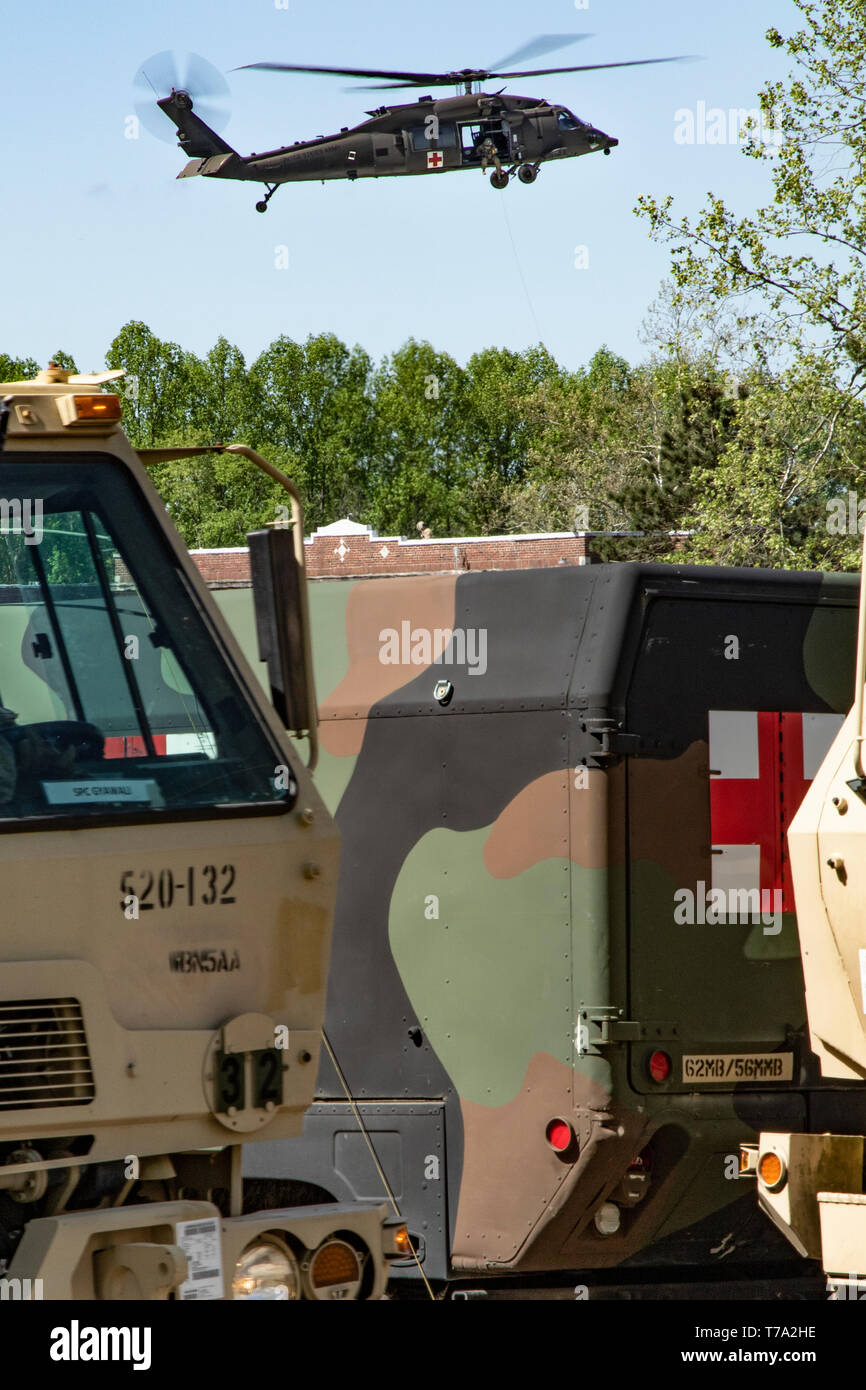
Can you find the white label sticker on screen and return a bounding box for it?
[175,1217,224,1301]
[42,779,162,805]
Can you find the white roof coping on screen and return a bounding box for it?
[191,530,682,556]
[302,529,591,546]
[310,518,378,538]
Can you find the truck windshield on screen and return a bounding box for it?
[0,456,294,825]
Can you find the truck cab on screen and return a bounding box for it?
[0,366,402,1299]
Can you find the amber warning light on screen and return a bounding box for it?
[393,1227,412,1256]
[757,1150,787,1191]
[57,393,122,427]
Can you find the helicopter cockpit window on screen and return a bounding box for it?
[557,110,583,130]
[411,123,457,150]
[0,457,294,826]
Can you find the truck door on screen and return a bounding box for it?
[624,589,854,1097]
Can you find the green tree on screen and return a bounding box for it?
[501,348,667,537]
[638,0,866,382]
[460,344,563,533]
[146,451,289,549]
[594,373,745,561]
[252,333,374,531]
[105,321,195,447]
[368,339,469,536]
[635,1,866,567]
[187,336,261,445]
[684,359,866,569]
[48,350,79,372]
[0,353,40,381]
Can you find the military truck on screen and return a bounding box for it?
[743,535,866,1298]
[0,365,405,1300]
[213,560,866,1296]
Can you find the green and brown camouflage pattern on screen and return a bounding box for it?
[218,561,865,1283]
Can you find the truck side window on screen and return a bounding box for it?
[0,457,294,823]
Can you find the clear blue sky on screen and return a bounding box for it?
[2,0,793,373]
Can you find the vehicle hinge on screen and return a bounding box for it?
[582,718,640,761]
[576,1005,680,1054]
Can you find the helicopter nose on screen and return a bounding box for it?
[589,128,617,151]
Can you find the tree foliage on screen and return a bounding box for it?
[1,286,863,573]
[633,0,866,568]
[638,0,866,378]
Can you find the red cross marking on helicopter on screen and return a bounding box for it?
[427,151,444,169]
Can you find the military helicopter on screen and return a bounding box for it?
[145,36,688,212]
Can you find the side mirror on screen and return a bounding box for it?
[247,527,314,748]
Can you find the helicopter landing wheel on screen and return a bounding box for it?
[490,170,509,190]
[517,163,538,184]
[255,183,280,213]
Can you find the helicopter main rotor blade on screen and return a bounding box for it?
[344,81,459,91]
[242,49,698,94]
[347,54,697,91]
[235,61,450,82]
[487,33,593,73]
[492,55,697,79]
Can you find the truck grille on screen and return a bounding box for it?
[0,998,95,1110]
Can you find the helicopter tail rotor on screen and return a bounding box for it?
[133,50,232,143]
[157,90,237,160]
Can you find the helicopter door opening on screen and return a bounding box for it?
[459,120,512,166]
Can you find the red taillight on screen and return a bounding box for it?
[546,1118,573,1152]
[648,1050,671,1083]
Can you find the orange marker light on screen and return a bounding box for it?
[72,394,122,421]
[758,1151,786,1190]
[309,1239,361,1290]
[393,1226,412,1255]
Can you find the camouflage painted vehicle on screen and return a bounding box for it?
[214,561,865,1293]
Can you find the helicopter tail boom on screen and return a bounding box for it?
[157,90,237,160]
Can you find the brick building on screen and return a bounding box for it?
[189,518,642,587]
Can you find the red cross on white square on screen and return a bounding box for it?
[709,710,843,912]
[427,151,444,169]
